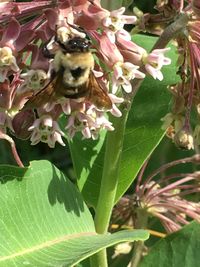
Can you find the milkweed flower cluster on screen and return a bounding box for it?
[0,0,171,156]
[136,174,200,233]
[112,155,200,234]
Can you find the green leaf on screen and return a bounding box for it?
[101,0,123,10]
[115,35,179,200]
[139,221,200,267]
[122,0,133,9]
[0,161,149,266]
[133,0,157,13]
[70,34,179,208]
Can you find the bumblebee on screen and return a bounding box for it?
[24,33,112,111]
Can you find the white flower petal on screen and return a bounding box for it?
[156,70,164,81]
[122,15,137,24]
[110,104,122,117]
[108,94,124,104]
[134,69,146,79]
[110,7,125,16]
[112,82,119,94]
[122,82,132,93]
[82,127,91,139]
[145,64,158,80]
[106,30,116,43]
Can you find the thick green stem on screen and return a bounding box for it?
[90,109,129,267]
[95,113,129,232]
[89,73,145,267]
[90,249,108,267]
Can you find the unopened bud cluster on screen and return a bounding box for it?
[161,2,200,150]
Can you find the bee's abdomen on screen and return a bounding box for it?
[63,67,90,87]
[63,82,89,99]
[70,67,85,79]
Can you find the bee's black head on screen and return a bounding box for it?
[59,37,91,53]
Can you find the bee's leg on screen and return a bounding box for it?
[42,44,54,59]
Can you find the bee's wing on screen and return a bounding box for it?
[23,72,63,110]
[87,72,112,110]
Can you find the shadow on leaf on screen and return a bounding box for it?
[0,165,27,184]
[48,165,85,216]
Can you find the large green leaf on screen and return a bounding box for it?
[139,221,200,267]
[0,161,149,266]
[101,0,123,10]
[70,35,179,208]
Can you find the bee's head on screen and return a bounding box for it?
[59,37,91,53]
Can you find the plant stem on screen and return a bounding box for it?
[89,67,147,267]
[90,110,129,267]
[130,241,144,267]
[152,13,189,50]
[0,132,24,167]
[130,210,148,267]
[95,113,129,233]
[90,249,108,267]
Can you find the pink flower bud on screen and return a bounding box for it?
[12,110,35,140]
[94,32,124,67]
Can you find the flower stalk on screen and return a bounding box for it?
[90,55,149,266]
[130,209,148,267]
[152,13,189,50]
[0,132,24,167]
[90,107,129,267]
